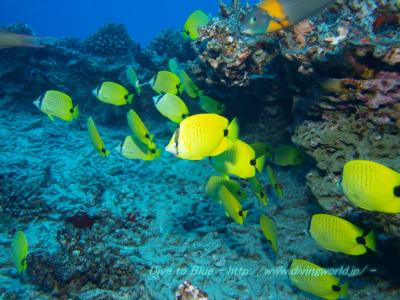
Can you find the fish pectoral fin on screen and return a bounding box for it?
[47,114,55,121]
[225,211,230,218]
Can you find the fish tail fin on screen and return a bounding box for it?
[364,230,377,252]
[178,83,184,94]
[242,210,249,220]
[256,155,266,173]
[340,281,349,299]
[22,35,46,48]
[155,149,162,158]
[135,84,142,96]
[227,117,239,140]
[101,149,111,157]
[127,94,134,104]
[73,105,79,119]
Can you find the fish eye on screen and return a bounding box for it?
[150,149,156,154]
[394,186,400,197]
[356,236,366,245]
[101,148,106,153]
[250,16,257,24]
[332,285,341,292]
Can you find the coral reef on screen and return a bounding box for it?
[1,0,400,297]
[0,22,155,124]
[191,2,277,87]
[285,1,400,237]
[188,0,400,237]
[82,23,137,57]
[145,29,196,68]
[2,22,34,35]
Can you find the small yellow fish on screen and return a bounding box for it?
[183,10,210,40]
[251,142,273,160]
[272,144,303,166]
[178,70,200,98]
[87,117,110,157]
[211,139,265,178]
[288,258,349,300]
[11,231,28,274]
[0,30,45,49]
[309,214,376,255]
[206,176,247,202]
[126,66,141,95]
[153,93,189,123]
[93,81,133,106]
[198,91,225,114]
[217,185,248,225]
[126,109,155,148]
[242,0,335,35]
[165,114,239,160]
[260,215,278,254]
[250,177,268,205]
[341,160,400,213]
[118,135,160,161]
[266,164,283,199]
[150,71,182,95]
[168,58,182,74]
[33,90,79,121]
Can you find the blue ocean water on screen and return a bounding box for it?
[1,0,257,45]
[1,0,400,299]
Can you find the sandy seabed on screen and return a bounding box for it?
[0,101,398,300]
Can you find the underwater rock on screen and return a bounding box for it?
[175,281,208,300]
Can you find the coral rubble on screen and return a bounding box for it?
[28,213,150,298]
[175,281,209,300]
